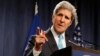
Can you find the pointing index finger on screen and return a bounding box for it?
[43,31,48,41]
[36,27,41,35]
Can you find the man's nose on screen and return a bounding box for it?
[60,16,65,22]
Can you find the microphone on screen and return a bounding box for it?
[82,40,100,49]
[73,37,100,49]
[68,40,80,46]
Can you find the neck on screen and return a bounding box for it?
[51,26,65,35]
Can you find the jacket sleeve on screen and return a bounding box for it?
[24,37,35,56]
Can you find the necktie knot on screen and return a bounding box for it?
[58,35,63,39]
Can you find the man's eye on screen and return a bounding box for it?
[65,16,70,20]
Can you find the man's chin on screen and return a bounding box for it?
[56,29,65,34]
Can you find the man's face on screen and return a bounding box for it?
[52,9,72,34]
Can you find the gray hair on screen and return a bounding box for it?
[53,1,77,20]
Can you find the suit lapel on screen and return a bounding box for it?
[46,29,58,52]
[65,33,76,47]
[65,34,71,47]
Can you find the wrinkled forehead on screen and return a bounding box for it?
[54,7,72,15]
[53,8,73,21]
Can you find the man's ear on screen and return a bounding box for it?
[69,17,74,26]
[69,21,72,27]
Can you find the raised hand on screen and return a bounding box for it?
[34,27,48,51]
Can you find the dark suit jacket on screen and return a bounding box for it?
[24,29,76,56]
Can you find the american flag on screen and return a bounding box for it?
[73,17,84,47]
[73,23,83,47]
[73,19,96,49]
[23,2,43,55]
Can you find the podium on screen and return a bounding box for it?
[51,46,100,56]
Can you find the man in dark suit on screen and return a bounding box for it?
[24,1,77,56]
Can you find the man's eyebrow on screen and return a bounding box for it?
[57,13,63,16]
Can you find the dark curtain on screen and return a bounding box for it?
[0,0,34,56]
[0,0,100,56]
[77,0,100,49]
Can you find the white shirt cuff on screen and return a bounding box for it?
[33,47,41,56]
